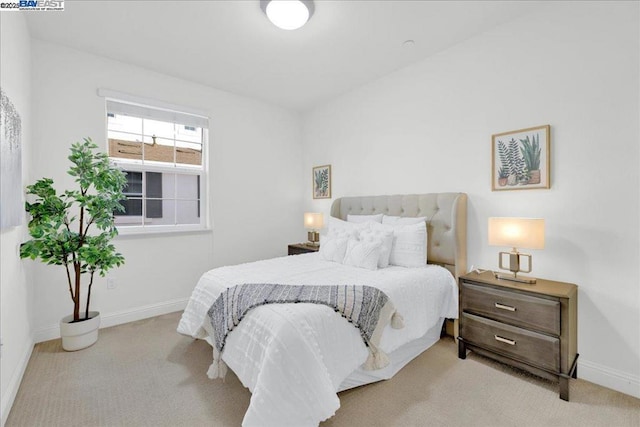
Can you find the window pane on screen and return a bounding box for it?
[177,200,200,224]
[176,174,199,199]
[145,172,163,218]
[157,172,175,200]
[143,118,174,140]
[176,126,202,144]
[108,114,142,135]
[147,199,176,225]
[144,136,175,164]
[117,197,142,217]
[176,141,202,166]
[122,171,143,195]
[108,129,142,144]
[146,199,163,219]
[144,135,174,147]
[108,136,143,161]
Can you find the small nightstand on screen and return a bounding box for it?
[288,243,319,256]
[458,270,578,401]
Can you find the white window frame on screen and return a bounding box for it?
[100,90,210,235]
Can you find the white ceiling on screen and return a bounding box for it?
[25,1,545,112]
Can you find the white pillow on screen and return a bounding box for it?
[328,216,367,238]
[319,235,349,263]
[359,227,394,268]
[390,222,427,267]
[382,215,427,226]
[347,213,383,224]
[342,238,381,271]
[372,221,427,268]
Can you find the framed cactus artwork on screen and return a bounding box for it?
[491,125,550,191]
[312,164,331,199]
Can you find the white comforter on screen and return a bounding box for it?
[177,253,458,426]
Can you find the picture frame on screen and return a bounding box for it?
[312,164,331,199]
[492,125,550,191]
[0,88,23,229]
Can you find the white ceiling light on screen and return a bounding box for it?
[261,0,314,31]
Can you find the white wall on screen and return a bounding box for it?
[29,41,303,340]
[302,2,639,397]
[0,12,34,426]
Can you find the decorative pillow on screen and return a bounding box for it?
[382,215,427,226]
[372,221,427,268]
[328,216,367,238]
[347,213,384,224]
[389,222,427,267]
[319,234,349,263]
[342,238,382,271]
[359,227,394,268]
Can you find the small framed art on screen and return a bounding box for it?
[312,164,331,199]
[492,125,550,191]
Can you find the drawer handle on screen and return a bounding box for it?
[494,335,516,346]
[495,302,516,312]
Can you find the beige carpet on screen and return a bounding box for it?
[7,312,639,427]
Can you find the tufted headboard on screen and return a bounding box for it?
[330,193,468,279]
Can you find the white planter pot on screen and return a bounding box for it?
[59,311,101,351]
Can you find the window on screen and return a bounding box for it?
[105,98,208,233]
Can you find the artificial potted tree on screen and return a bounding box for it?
[20,138,127,351]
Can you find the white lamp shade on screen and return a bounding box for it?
[265,0,310,30]
[488,217,545,250]
[304,212,323,230]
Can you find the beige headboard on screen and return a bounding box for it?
[330,193,468,279]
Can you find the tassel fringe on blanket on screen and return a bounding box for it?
[203,283,404,379]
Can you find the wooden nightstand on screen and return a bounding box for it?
[458,270,578,401]
[288,243,319,256]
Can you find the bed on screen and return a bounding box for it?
[177,193,467,426]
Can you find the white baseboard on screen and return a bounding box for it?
[33,298,188,344]
[579,358,640,399]
[1,337,34,427]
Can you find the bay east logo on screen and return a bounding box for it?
[0,0,65,10]
[20,0,63,8]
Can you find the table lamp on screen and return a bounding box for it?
[488,217,545,284]
[304,212,323,246]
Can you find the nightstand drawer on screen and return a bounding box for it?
[461,281,560,335]
[461,312,560,372]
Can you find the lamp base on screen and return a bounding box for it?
[493,272,537,284]
[307,231,320,246]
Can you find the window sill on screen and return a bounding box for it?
[114,224,212,237]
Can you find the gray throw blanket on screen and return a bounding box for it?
[204,283,404,379]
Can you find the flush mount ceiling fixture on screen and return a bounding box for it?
[260,0,315,30]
